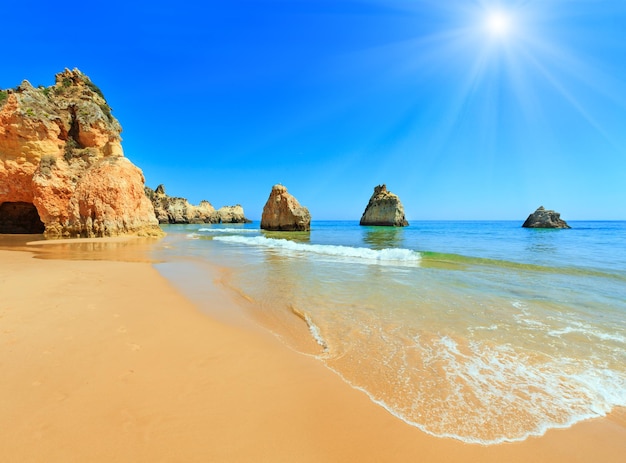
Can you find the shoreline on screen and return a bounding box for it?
[1,239,625,462]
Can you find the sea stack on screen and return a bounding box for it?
[360,184,409,227]
[260,184,311,231]
[522,206,571,229]
[0,68,161,237]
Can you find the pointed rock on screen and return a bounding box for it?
[360,184,408,227]
[261,184,311,231]
[522,206,571,229]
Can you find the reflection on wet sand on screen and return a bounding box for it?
[0,234,164,263]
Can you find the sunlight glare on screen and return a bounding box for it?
[486,11,511,37]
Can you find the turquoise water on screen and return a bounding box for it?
[154,221,626,444]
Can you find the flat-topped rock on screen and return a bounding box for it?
[522,206,571,229]
[261,184,311,231]
[360,184,408,227]
[216,205,249,224]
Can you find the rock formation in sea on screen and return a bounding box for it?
[522,206,571,229]
[359,184,409,227]
[216,205,250,224]
[0,68,161,237]
[145,184,250,224]
[260,184,311,231]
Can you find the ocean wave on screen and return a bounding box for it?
[213,235,421,266]
[197,228,259,234]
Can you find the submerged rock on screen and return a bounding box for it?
[522,206,571,229]
[145,184,250,224]
[260,184,311,231]
[360,184,408,227]
[0,68,161,237]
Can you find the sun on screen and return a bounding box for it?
[486,11,512,37]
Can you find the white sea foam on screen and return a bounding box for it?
[548,325,626,344]
[432,335,626,443]
[304,314,328,353]
[197,228,259,234]
[321,330,626,445]
[468,324,499,332]
[213,235,421,266]
[512,301,550,329]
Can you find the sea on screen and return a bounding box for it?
[153,220,626,445]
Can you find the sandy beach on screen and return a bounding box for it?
[1,241,625,463]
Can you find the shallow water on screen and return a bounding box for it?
[154,221,626,444]
[0,234,163,263]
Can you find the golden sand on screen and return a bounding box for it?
[0,243,624,462]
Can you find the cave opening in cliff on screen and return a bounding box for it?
[0,202,45,234]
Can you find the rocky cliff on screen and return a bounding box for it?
[0,68,161,237]
[260,184,311,231]
[360,184,408,227]
[522,206,571,229]
[145,184,250,224]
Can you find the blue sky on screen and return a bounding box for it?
[3,0,626,220]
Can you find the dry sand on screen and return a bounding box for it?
[1,243,625,462]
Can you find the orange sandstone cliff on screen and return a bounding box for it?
[0,68,161,237]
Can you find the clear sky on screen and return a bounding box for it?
[3,0,626,220]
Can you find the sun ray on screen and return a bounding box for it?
[519,33,626,110]
[517,46,617,147]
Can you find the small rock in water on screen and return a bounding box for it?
[522,206,571,229]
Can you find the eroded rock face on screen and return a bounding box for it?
[522,206,571,229]
[260,184,311,231]
[216,205,248,224]
[360,184,409,227]
[145,184,250,224]
[0,69,161,237]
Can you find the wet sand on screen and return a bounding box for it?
[1,241,625,462]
